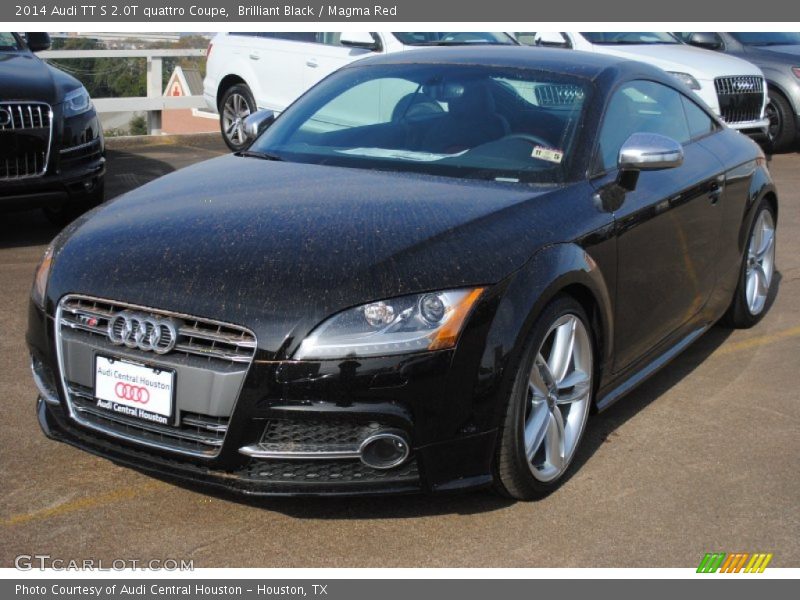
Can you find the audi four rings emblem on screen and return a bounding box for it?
[115,383,150,404]
[107,311,178,354]
[0,108,11,127]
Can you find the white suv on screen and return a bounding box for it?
[518,32,769,139]
[204,32,517,150]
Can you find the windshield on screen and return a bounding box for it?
[249,63,589,184]
[0,32,21,51]
[581,32,679,45]
[730,32,800,46]
[393,32,515,46]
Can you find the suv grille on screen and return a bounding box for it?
[56,295,257,457]
[714,76,764,125]
[0,102,52,180]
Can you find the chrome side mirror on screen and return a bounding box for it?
[618,133,684,171]
[243,109,276,142]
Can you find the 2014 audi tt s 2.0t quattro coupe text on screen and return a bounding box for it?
[28,48,778,499]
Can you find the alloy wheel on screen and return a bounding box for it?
[745,209,776,315]
[222,93,252,147]
[524,314,593,482]
[765,100,781,142]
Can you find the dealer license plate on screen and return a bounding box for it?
[94,356,175,426]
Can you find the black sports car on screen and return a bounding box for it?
[1,32,105,224]
[28,47,778,499]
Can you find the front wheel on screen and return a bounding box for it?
[495,296,594,500]
[219,84,256,152]
[722,199,777,328]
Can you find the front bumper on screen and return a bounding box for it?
[29,299,499,496]
[727,116,770,140]
[0,109,105,211]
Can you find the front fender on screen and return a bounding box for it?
[465,240,616,430]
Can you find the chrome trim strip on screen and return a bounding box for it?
[59,137,101,155]
[55,294,257,459]
[238,444,362,460]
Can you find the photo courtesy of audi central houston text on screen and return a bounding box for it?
[22,36,781,500]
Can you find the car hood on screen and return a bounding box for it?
[48,156,558,353]
[0,51,60,102]
[595,44,763,79]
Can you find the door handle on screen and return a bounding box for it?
[306,59,318,68]
[249,53,260,60]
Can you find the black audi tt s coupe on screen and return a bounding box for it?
[28,47,778,499]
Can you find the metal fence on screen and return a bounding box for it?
[38,48,208,135]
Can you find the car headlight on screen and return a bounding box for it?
[31,244,55,308]
[62,86,93,118]
[667,72,701,91]
[294,288,485,360]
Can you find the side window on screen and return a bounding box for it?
[597,80,690,172]
[682,96,718,140]
[316,33,343,46]
[259,33,317,42]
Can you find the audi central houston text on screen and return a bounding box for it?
[28,48,778,499]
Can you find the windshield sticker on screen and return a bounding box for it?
[532,146,564,164]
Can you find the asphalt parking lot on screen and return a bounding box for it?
[1,136,798,568]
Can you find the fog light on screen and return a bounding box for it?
[359,432,410,469]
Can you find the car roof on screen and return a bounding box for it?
[343,45,669,82]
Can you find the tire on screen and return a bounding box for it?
[219,83,256,152]
[42,181,105,227]
[722,199,777,328]
[765,89,796,154]
[495,295,595,500]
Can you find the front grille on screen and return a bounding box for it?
[714,76,764,124]
[69,384,228,456]
[0,102,52,180]
[60,296,257,363]
[256,418,387,455]
[56,294,257,458]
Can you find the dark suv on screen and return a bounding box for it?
[1,32,105,224]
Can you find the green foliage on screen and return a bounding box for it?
[128,115,148,136]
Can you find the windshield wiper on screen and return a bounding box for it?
[240,150,284,161]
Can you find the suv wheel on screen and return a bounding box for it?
[220,84,256,152]
[765,89,796,153]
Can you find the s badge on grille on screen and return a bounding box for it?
[107,311,179,354]
[0,108,11,127]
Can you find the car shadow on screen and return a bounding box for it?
[149,273,785,519]
[0,149,177,250]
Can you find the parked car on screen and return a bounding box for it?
[0,32,105,224]
[676,32,800,152]
[31,47,778,499]
[517,32,769,140]
[203,32,517,150]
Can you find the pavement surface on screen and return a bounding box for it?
[1,137,798,568]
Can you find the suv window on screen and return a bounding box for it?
[597,80,690,172]
[682,96,718,140]
[0,32,20,50]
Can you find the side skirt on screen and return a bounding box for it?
[594,323,711,413]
